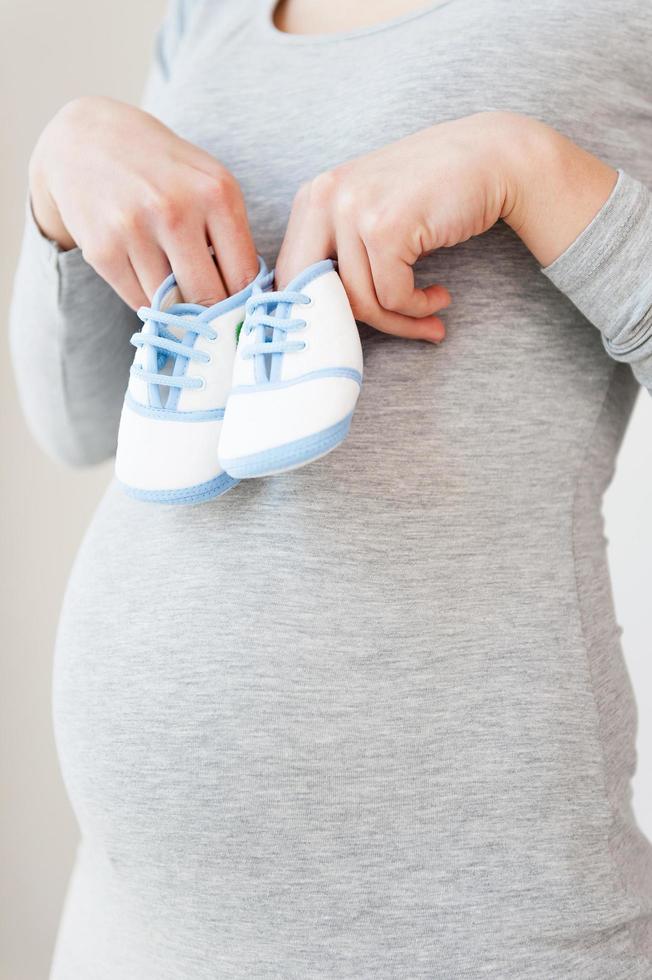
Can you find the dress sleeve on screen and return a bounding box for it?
[541,169,652,393]
[8,0,200,467]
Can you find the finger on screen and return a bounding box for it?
[335,230,446,343]
[163,226,227,305]
[206,188,259,294]
[84,242,148,311]
[113,256,150,310]
[128,239,173,304]
[366,246,451,318]
[275,183,335,288]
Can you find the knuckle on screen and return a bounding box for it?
[360,209,388,243]
[203,172,238,208]
[375,282,399,310]
[114,205,144,237]
[56,95,95,125]
[307,169,339,208]
[82,240,119,272]
[135,186,177,228]
[334,185,357,217]
[139,185,166,215]
[156,195,185,233]
[293,181,312,209]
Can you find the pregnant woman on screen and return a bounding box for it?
[9,0,652,976]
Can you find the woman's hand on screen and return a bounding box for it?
[275,111,618,342]
[29,96,258,308]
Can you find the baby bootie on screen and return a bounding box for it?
[115,258,269,504]
[218,259,363,478]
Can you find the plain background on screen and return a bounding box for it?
[1,1,650,978]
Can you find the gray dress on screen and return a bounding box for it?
[9,1,652,976]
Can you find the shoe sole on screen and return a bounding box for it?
[220,412,353,479]
[117,470,238,505]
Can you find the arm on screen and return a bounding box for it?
[9,0,257,466]
[9,202,137,466]
[7,0,188,467]
[539,170,652,392]
[8,2,185,466]
[276,112,652,393]
[500,116,652,391]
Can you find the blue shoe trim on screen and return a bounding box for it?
[220,412,354,479]
[229,367,362,396]
[117,470,238,505]
[125,391,226,422]
[152,256,269,321]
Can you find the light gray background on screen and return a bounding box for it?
[0,1,650,978]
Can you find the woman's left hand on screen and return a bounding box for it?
[275,111,617,343]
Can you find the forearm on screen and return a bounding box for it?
[9,202,136,466]
[497,113,652,391]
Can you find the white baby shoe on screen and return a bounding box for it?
[115,258,269,504]
[218,259,363,478]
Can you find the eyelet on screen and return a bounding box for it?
[195,376,206,389]
[303,296,314,307]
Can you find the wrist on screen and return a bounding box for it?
[498,113,618,266]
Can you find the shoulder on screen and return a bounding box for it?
[158,0,257,60]
[157,0,202,62]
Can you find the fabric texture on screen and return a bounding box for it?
[542,169,652,389]
[8,0,652,977]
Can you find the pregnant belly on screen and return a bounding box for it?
[51,478,624,958]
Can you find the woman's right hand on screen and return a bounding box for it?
[28,96,258,308]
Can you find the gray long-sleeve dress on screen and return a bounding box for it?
[9,1,652,976]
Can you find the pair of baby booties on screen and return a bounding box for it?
[114,258,363,504]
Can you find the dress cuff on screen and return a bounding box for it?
[23,195,117,317]
[24,195,90,281]
[541,169,652,391]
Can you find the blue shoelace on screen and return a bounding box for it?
[241,278,312,359]
[129,274,311,405]
[130,304,216,392]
